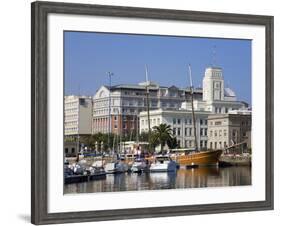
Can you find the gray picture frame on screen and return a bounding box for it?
[31,1,274,225]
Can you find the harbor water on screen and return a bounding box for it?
[64,166,251,194]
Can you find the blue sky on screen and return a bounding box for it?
[64,31,252,104]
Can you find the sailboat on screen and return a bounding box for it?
[104,120,129,174]
[173,64,222,167]
[141,65,177,172]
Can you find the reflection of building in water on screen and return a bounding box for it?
[175,167,220,188]
[175,167,251,188]
[207,112,251,151]
[63,166,252,194]
[220,166,252,186]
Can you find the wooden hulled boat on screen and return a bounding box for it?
[172,149,222,166]
[171,65,222,167]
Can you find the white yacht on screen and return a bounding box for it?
[104,162,116,174]
[150,155,177,172]
[131,158,147,173]
[104,161,129,174]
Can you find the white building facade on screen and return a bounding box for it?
[139,109,209,149]
[64,95,93,136]
[207,111,252,151]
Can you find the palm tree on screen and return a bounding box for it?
[167,136,179,149]
[152,123,173,154]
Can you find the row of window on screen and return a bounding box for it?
[123,91,145,96]
[64,101,78,108]
[141,118,161,126]
[94,108,140,114]
[64,115,78,121]
[65,147,76,154]
[209,129,240,138]
[93,108,108,115]
[172,118,208,125]
[65,107,78,112]
[94,99,181,110]
[65,127,78,131]
[172,128,208,137]
[183,140,207,148]
[65,121,78,126]
[209,129,227,137]
[113,123,134,130]
[209,141,227,149]
[122,90,188,98]
[214,107,228,114]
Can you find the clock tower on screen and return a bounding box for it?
[203,67,224,102]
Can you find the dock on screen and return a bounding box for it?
[64,173,106,184]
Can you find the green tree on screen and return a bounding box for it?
[167,136,179,149]
[152,124,173,153]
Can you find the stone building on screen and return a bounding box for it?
[207,111,251,151]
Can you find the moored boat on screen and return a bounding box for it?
[172,149,222,167]
[87,166,106,180]
[104,160,129,174]
[131,158,148,173]
[150,155,177,172]
[219,153,251,167]
[170,64,222,167]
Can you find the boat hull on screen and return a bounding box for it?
[150,161,177,172]
[175,150,222,166]
[219,154,251,166]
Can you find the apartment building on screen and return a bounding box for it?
[64,95,93,136]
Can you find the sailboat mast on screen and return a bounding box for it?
[136,114,139,143]
[188,64,198,152]
[145,65,151,153]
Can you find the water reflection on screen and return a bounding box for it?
[64,166,251,194]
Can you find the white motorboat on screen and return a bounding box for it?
[104,162,116,174]
[104,161,129,174]
[131,158,147,173]
[150,155,177,172]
